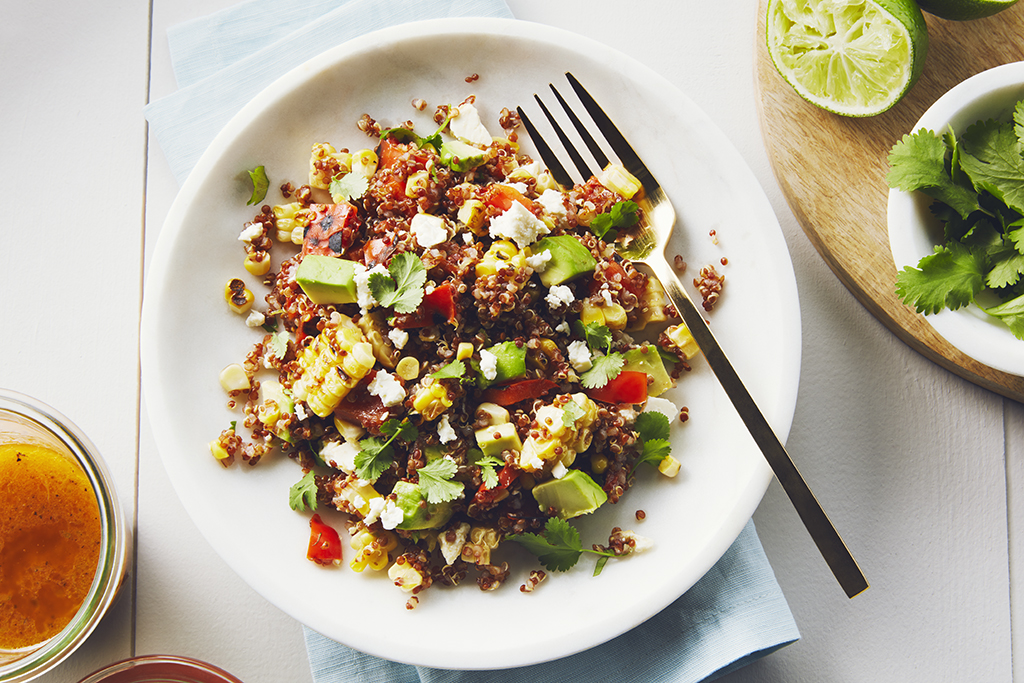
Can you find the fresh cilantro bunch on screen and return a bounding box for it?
[886,99,1024,339]
[574,321,624,389]
[508,517,616,575]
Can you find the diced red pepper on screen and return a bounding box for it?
[363,237,394,268]
[377,136,405,169]
[333,374,392,433]
[307,514,342,566]
[301,202,361,258]
[482,379,559,406]
[483,184,534,213]
[586,370,648,404]
[393,282,456,329]
[473,464,519,506]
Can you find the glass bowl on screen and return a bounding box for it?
[0,389,131,682]
[77,655,244,683]
[887,61,1024,377]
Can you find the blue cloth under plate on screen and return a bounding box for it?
[144,1,800,680]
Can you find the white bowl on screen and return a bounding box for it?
[888,61,1024,377]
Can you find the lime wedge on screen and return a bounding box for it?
[916,0,1018,20]
[767,0,928,117]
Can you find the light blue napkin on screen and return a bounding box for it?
[145,2,800,680]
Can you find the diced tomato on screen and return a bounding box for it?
[393,282,456,329]
[307,514,342,566]
[483,184,534,213]
[301,202,361,257]
[333,375,392,432]
[377,136,405,170]
[473,464,519,506]
[363,237,394,268]
[482,379,559,406]
[586,370,648,404]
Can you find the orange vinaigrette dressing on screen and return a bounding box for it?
[0,442,101,649]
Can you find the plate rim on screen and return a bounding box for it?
[141,16,801,669]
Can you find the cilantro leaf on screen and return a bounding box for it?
[469,452,503,489]
[288,470,318,512]
[579,353,624,389]
[886,130,979,218]
[368,252,426,314]
[959,118,1024,215]
[986,242,1024,289]
[1009,223,1024,254]
[1015,100,1024,151]
[246,165,269,206]
[589,200,639,241]
[986,291,1024,340]
[329,173,369,202]
[634,411,671,443]
[380,418,418,443]
[432,360,466,380]
[895,242,986,314]
[353,437,394,481]
[560,400,585,429]
[509,517,584,572]
[416,458,464,504]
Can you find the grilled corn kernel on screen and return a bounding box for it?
[629,276,669,331]
[309,142,352,190]
[388,559,428,593]
[333,416,365,442]
[357,310,400,370]
[658,455,681,477]
[580,300,627,330]
[243,250,271,276]
[518,393,598,472]
[208,440,231,461]
[461,526,500,565]
[456,342,474,361]
[665,323,700,360]
[224,278,254,314]
[476,240,525,279]
[395,357,420,381]
[405,170,430,198]
[351,149,378,177]
[349,527,398,572]
[411,378,453,421]
[272,202,312,243]
[333,475,382,518]
[598,164,642,199]
[218,363,250,392]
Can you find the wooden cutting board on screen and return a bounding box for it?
[755,1,1024,403]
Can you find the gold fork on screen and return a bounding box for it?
[518,73,868,599]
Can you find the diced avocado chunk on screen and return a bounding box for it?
[474,422,522,457]
[295,254,359,305]
[439,139,487,172]
[393,480,453,530]
[532,469,607,519]
[531,235,597,287]
[622,345,674,397]
[477,340,527,388]
[258,380,295,443]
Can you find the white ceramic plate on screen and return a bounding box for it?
[888,62,1024,378]
[142,18,801,670]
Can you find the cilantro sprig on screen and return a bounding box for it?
[628,411,672,477]
[574,321,624,389]
[329,173,369,202]
[354,418,418,481]
[508,517,616,575]
[368,252,426,314]
[468,450,504,489]
[415,458,464,504]
[246,165,269,206]
[589,200,639,241]
[288,470,318,512]
[432,359,467,380]
[887,99,1024,339]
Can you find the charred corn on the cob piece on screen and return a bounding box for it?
[518,393,598,472]
[272,202,311,243]
[292,316,374,417]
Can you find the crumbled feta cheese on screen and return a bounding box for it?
[521,448,545,471]
[525,248,552,272]
[462,231,474,244]
[621,529,654,553]
[449,101,492,146]
[354,263,388,313]
[551,461,568,479]
[437,415,457,444]
[410,213,449,248]
[388,327,409,350]
[555,321,570,334]
[245,309,266,328]
[368,370,406,407]
[488,201,549,249]
[380,500,404,530]
[601,285,615,307]
[439,522,471,565]
[567,340,593,372]
[364,496,386,525]
[295,402,309,422]
[537,189,567,218]
[644,396,679,423]
[546,284,575,309]
[320,440,359,474]
[238,222,263,242]
[479,348,498,381]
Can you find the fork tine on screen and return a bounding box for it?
[516,105,573,189]
[549,84,610,170]
[565,72,656,189]
[533,94,595,182]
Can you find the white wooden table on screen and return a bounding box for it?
[3,1,1020,681]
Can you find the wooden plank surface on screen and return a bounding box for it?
[755,1,1024,403]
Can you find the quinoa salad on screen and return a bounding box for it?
[209,93,724,607]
